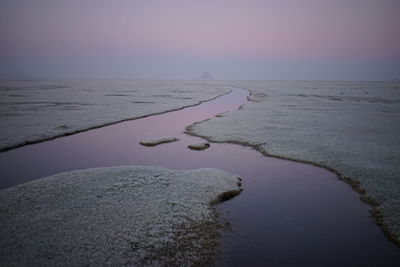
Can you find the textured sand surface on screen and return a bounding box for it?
[0,79,230,151]
[0,165,242,266]
[188,80,400,241]
[139,137,180,146]
[188,142,210,150]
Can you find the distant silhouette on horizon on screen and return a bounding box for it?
[199,71,213,80]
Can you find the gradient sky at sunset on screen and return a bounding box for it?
[1,0,399,80]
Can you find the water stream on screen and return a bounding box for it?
[1,88,399,266]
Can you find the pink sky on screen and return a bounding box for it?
[1,0,399,80]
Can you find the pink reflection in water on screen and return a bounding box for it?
[0,88,247,187]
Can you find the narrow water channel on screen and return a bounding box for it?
[1,88,399,266]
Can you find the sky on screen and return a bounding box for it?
[0,0,399,80]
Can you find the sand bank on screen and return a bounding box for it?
[188,80,400,243]
[0,165,241,266]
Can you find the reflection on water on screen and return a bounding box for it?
[0,88,399,266]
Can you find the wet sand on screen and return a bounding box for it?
[1,87,399,265]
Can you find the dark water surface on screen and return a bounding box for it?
[1,88,399,266]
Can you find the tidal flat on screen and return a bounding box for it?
[0,79,230,151]
[189,80,400,242]
[0,79,399,265]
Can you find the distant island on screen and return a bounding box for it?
[198,71,213,80]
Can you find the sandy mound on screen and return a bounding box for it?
[0,165,242,266]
